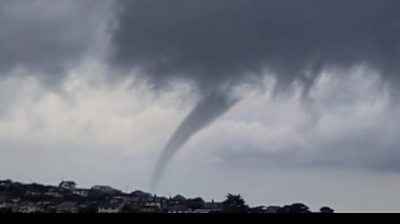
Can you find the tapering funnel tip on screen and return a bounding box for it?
[149,92,240,190]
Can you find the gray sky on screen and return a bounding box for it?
[1,0,400,212]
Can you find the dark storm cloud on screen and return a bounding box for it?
[110,0,400,187]
[0,0,111,82]
[111,0,400,94]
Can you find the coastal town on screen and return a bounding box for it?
[0,179,334,213]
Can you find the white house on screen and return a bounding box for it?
[59,181,77,190]
[98,203,122,213]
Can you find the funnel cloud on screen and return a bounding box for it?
[0,0,400,211]
[109,0,400,187]
[150,92,238,190]
[111,0,400,92]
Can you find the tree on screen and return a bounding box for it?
[187,197,205,210]
[278,203,311,213]
[222,194,249,213]
[320,206,334,213]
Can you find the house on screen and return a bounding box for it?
[167,194,187,208]
[143,202,161,211]
[44,191,63,198]
[156,196,168,210]
[141,205,160,213]
[142,196,167,210]
[124,194,167,212]
[25,190,41,196]
[24,184,54,197]
[172,194,186,202]
[110,196,130,204]
[56,202,79,213]
[131,190,152,200]
[59,181,77,190]
[204,200,223,212]
[43,187,63,198]
[0,180,13,189]
[131,190,145,197]
[18,202,43,213]
[167,205,190,213]
[129,200,143,210]
[167,196,189,213]
[72,189,89,197]
[91,185,119,194]
[98,203,122,213]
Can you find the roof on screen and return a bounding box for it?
[131,190,145,196]
[131,190,152,198]
[173,194,186,201]
[59,181,76,186]
[91,185,114,190]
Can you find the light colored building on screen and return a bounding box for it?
[72,189,89,197]
[98,203,122,213]
[59,181,77,190]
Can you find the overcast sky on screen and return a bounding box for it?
[1,0,400,212]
